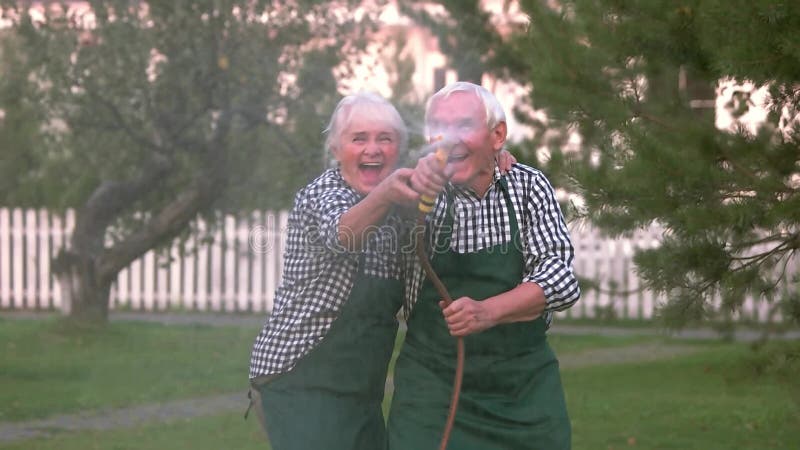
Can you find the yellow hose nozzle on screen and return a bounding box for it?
[418,137,448,213]
[418,195,435,213]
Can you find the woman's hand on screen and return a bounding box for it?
[338,168,418,251]
[372,168,419,209]
[496,150,517,174]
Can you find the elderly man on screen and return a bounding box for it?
[388,82,581,450]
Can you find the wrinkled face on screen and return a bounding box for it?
[332,112,399,195]
[427,91,506,194]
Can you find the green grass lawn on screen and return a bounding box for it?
[1,317,797,450]
[565,344,800,449]
[0,317,262,422]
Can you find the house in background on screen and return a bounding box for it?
[341,1,534,142]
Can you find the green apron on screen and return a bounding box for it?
[388,179,571,450]
[255,254,403,450]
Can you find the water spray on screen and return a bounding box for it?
[414,135,463,450]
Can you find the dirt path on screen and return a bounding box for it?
[0,392,246,443]
[558,342,703,369]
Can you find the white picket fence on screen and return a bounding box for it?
[0,207,788,322]
[0,208,288,314]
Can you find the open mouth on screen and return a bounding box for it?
[447,153,468,163]
[359,162,383,170]
[358,162,384,183]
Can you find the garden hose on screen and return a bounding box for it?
[415,145,464,450]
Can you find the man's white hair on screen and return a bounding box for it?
[424,81,507,137]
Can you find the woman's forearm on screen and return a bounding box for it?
[337,168,417,251]
[337,193,393,251]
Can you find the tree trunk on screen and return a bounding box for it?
[53,249,112,324]
[49,112,230,325]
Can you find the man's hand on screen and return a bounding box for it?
[439,284,545,336]
[439,297,497,337]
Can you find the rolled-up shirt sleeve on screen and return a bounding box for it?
[522,174,580,312]
[309,188,361,255]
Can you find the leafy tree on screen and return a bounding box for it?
[0,30,48,203]
[399,0,504,83]
[500,0,800,327]
[0,0,374,323]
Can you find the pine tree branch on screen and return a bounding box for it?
[731,240,794,272]
[633,110,680,132]
[632,109,795,196]
[734,233,795,248]
[585,284,648,297]
[766,250,795,294]
[716,149,795,195]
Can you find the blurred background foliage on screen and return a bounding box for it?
[0,0,797,328]
[491,0,800,329]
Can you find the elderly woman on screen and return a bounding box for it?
[247,92,418,450]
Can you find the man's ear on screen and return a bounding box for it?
[491,122,507,153]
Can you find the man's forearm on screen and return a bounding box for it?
[484,282,547,325]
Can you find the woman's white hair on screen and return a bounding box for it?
[323,92,408,154]
[424,81,507,136]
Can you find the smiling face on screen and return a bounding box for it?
[427,91,506,195]
[332,109,400,195]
